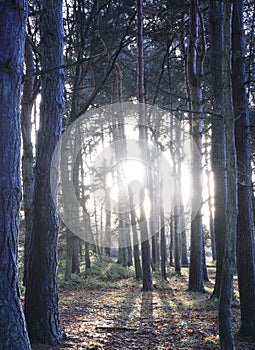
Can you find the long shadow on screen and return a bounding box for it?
[94,289,158,349]
[156,273,220,349]
[138,291,158,347]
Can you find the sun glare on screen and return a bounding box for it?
[108,159,152,217]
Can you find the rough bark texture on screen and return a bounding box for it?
[24,0,64,345]
[219,3,237,349]
[209,0,227,299]
[0,1,31,349]
[187,0,205,293]
[21,38,37,287]
[232,0,255,337]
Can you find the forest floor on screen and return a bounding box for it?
[30,261,255,350]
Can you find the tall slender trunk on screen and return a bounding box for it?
[137,0,152,292]
[169,218,174,266]
[187,0,205,293]
[209,0,227,299]
[25,0,64,344]
[205,141,216,261]
[181,221,189,266]
[21,38,37,286]
[0,2,31,348]
[160,202,167,280]
[80,158,91,270]
[129,199,142,280]
[104,179,111,256]
[219,3,238,349]
[173,119,181,274]
[232,0,255,337]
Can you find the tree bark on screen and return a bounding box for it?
[232,0,255,337]
[219,3,238,349]
[0,2,31,349]
[187,0,205,293]
[137,0,152,292]
[21,37,37,287]
[25,0,64,344]
[209,0,227,299]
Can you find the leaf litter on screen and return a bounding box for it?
[31,267,255,350]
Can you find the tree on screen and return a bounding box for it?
[137,0,153,292]
[24,0,64,344]
[21,37,38,286]
[129,188,142,280]
[187,0,205,293]
[218,2,238,349]
[160,196,167,280]
[0,1,31,348]
[232,0,255,337]
[209,0,228,299]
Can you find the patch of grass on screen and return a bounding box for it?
[58,256,136,290]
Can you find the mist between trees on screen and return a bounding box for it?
[0,0,255,349]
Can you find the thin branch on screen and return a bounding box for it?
[23,52,106,81]
[75,11,137,118]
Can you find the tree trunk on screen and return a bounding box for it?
[129,188,142,280]
[24,0,64,344]
[174,204,181,274]
[85,241,91,270]
[0,2,31,349]
[70,152,80,275]
[148,158,157,270]
[205,143,216,261]
[126,226,133,267]
[104,187,111,257]
[187,0,205,293]
[137,0,152,292]
[203,233,209,282]
[181,231,188,266]
[173,120,181,274]
[208,186,216,262]
[169,217,174,267]
[140,205,153,291]
[219,3,238,349]
[160,205,167,280]
[232,0,255,337]
[65,228,73,280]
[209,0,227,299]
[72,237,80,274]
[21,37,37,287]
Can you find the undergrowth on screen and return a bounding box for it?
[57,255,136,290]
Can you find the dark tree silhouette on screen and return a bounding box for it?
[24,0,64,344]
[233,0,255,337]
[137,0,153,292]
[21,37,38,287]
[219,3,238,349]
[187,0,205,293]
[0,1,31,348]
[209,0,228,300]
